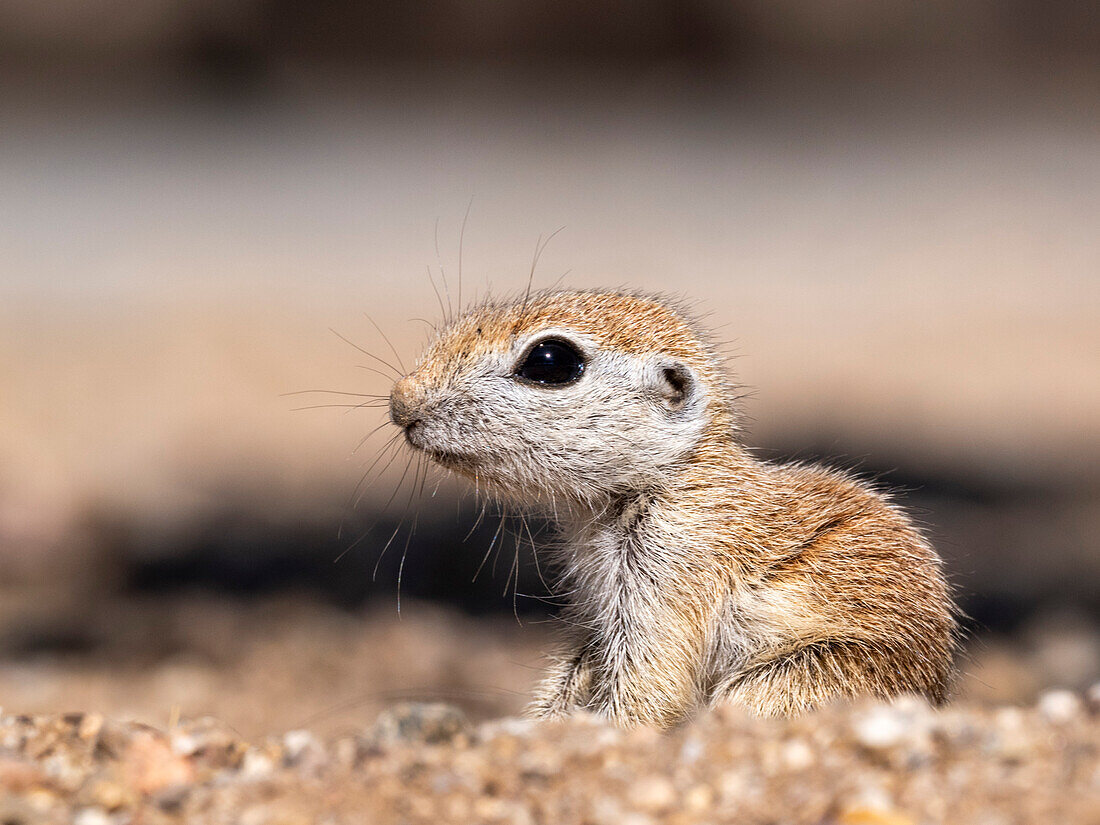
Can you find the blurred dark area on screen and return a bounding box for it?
[0,0,1098,100]
[0,0,1097,728]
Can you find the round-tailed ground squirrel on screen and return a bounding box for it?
[388,289,957,728]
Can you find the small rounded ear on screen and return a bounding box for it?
[655,362,695,412]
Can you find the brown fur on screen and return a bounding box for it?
[390,289,958,727]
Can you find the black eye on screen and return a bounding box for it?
[516,339,585,385]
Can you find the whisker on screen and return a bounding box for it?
[377,444,417,514]
[337,430,401,542]
[473,514,506,583]
[458,196,473,313]
[416,454,430,499]
[289,402,389,412]
[363,313,407,375]
[372,451,423,581]
[506,535,522,626]
[519,225,566,318]
[426,265,448,328]
[282,389,388,398]
[548,268,571,291]
[350,433,404,511]
[354,365,400,384]
[351,419,394,456]
[430,472,447,498]
[333,522,373,563]
[330,328,402,378]
[434,217,453,323]
[463,500,488,543]
[521,514,554,597]
[396,472,423,617]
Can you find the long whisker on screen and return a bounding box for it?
[434,217,452,323]
[350,432,404,511]
[520,513,554,597]
[396,456,430,616]
[463,500,488,543]
[353,366,400,386]
[352,419,394,456]
[363,313,407,375]
[289,402,389,412]
[282,389,388,398]
[334,435,403,562]
[371,451,423,581]
[547,268,571,292]
[519,225,566,318]
[379,448,418,517]
[396,515,414,617]
[426,265,448,328]
[416,453,430,499]
[338,430,402,541]
[473,514,507,583]
[330,328,402,378]
[333,519,374,563]
[458,197,473,312]
[506,533,522,625]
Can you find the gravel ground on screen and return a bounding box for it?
[1,691,1097,825]
[0,599,1096,823]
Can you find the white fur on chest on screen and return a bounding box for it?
[559,502,757,692]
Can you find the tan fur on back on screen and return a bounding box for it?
[389,288,958,728]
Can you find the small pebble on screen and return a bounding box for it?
[170,732,200,757]
[630,774,677,813]
[481,717,537,739]
[77,715,104,742]
[854,706,908,750]
[684,783,715,811]
[1037,689,1082,725]
[782,738,815,770]
[73,808,111,825]
[282,729,326,770]
[678,735,704,764]
[122,732,194,794]
[239,750,275,780]
[367,703,470,747]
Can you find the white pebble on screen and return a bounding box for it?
[283,729,321,759]
[73,809,111,825]
[782,738,815,770]
[854,706,908,749]
[1037,689,1082,724]
[481,717,538,739]
[170,732,200,756]
[240,749,275,780]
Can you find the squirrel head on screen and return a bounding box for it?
[390,289,737,505]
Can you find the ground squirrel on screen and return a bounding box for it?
[388,289,957,728]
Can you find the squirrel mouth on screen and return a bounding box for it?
[400,422,480,472]
[426,448,480,473]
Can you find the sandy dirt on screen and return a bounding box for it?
[1,691,1097,824]
[0,599,1096,823]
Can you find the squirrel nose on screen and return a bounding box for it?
[389,376,422,429]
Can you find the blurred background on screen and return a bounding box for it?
[0,0,1097,737]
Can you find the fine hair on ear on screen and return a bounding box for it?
[656,362,694,411]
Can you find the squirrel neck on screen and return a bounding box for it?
[565,430,762,536]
